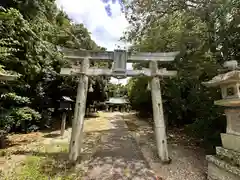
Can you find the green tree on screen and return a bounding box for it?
[0,1,109,132]
[124,0,239,151]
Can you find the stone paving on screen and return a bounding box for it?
[80,112,159,180]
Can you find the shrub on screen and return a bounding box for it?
[0,93,30,107]
[0,107,41,133]
[185,115,226,153]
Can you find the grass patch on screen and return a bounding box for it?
[0,150,7,157]
[2,143,84,180]
[0,113,105,180]
[16,156,46,180]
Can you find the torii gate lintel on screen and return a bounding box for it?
[59,47,179,163]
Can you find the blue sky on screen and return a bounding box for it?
[56,0,132,84]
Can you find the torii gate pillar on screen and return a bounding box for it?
[150,61,169,162]
[69,58,89,161]
[59,47,179,163]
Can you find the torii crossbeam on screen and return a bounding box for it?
[59,47,179,163]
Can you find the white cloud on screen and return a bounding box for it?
[56,0,132,85]
[56,0,129,50]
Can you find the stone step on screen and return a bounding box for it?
[206,155,240,180]
[216,146,240,166]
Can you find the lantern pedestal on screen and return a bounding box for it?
[205,107,240,180]
[203,70,240,180]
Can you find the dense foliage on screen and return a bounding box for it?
[107,82,128,98]
[1,0,239,153]
[0,0,108,133]
[124,0,240,151]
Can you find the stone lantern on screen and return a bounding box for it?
[58,96,74,136]
[203,69,240,180]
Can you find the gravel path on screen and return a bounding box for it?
[81,112,159,180]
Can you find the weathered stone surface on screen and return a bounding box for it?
[207,155,240,180]
[203,70,240,87]
[204,70,240,180]
[208,162,240,180]
[225,109,240,135]
[150,61,169,163]
[216,146,240,166]
[220,84,240,99]
[214,99,240,107]
[221,133,240,152]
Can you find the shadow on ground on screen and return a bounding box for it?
[85,113,99,119]
[37,112,98,135]
[80,114,161,180]
[43,133,61,138]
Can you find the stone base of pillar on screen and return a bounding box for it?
[206,144,240,180]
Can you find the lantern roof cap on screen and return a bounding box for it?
[58,96,74,102]
[203,70,240,87]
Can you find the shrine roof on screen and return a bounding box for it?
[203,70,240,87]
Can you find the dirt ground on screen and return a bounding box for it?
[0,113,104,179]
[0,112,207,180]
[123,112,208,180]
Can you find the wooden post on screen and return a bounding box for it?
[69,58,89,162]
[150,61,170,163]
[60,111,67,136]
[68,109,72,126]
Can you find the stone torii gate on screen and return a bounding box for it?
[59,48,179,163]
